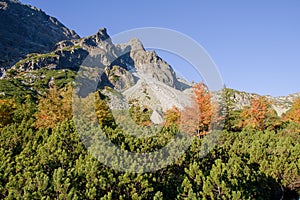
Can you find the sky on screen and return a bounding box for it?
[20,0,300,97]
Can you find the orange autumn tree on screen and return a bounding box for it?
[239,96,278,130]
[181,82,215,136]
[283,97,300,124]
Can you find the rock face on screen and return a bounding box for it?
[7,28,182,91]
[150,110,164,124]
[269,93,300,116]
[126,38,178,88]
[0,0,79,68]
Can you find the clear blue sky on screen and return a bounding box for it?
[20,0,300,97]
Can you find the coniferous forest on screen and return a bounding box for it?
[0,75,299,200]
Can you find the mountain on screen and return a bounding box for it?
[0,0,79,69]
[0,1,298,120]
[1,26,298,122]
[1,28,194,123]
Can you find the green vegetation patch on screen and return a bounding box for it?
[14,52,59,68]
[0,79,34,101]
[59,44,81,52]
[31,68,76,92]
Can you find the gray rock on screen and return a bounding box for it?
[150,110,164,124]
[106,65,135,90]
[127,40,178,88]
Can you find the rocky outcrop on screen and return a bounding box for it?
[105,65,135,90]
[150,110,164,124]
[269,93,300,116]
[0,0,79,68]
[126,38,178,88]
[3,27,191,123]
[222,89,300,116]
[9,47,89,72]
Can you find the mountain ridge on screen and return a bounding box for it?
[0,0,79,69]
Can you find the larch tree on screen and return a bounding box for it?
[35,85,73,128]
[163,106,181,128]
[239,96,278,130]
[283,97,300,124]
[181,82,215,136]
[94,92,115,128]
[0,99,16,128]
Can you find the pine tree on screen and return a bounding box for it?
[128,99,152,126]
[222,88,243,132]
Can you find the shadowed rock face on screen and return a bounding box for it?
[0,0,79,68]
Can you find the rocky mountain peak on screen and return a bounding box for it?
[0,1,7,9]
[127,38,145,51]
[96,28,110,41]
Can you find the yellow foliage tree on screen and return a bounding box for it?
[94,92,115,128]
[35,85,73,128]
[164,106,181,128]
[0,99,16,128]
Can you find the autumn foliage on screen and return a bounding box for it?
[94,92,115,128]
[0,99,16,128]
[35,85,73,128]
[283,97,300,124]
[180,82,218,136]
[239,96,278,130]
[164,106,181,128]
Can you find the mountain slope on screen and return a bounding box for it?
[0,0,79,68]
